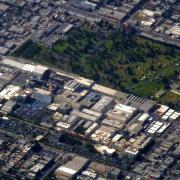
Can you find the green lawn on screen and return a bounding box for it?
[133,81,165,97]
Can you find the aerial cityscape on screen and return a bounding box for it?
[0,0,179,179]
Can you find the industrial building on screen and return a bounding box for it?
[102,103,137,129]
[55,156,89,180]
[91,125,117,144]
[91,95,114,113]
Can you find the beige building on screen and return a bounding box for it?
[55,156,89,180]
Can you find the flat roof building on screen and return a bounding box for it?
[64,80,81,92]
[170,25,180,36]
[0,47,9,55]
[2,58,49,77]
[91,125,116,144]
[0,85,21,100]
[91,95,114,113]
[55,156,89,180]
[103,103,137,129]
